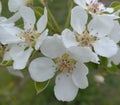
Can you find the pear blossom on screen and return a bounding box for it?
[29,35,98,101]
[1,7,48,70]
[74,0,114,14]
[62,6,118,58]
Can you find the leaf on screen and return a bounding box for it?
[1,60,13,66]
[35,80,50,94]
[106,62,119,73]
[110,1,120,12]
[110,1,120,8]
[100,57,108,67]
[34,7,44,20]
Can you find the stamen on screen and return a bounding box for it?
[75,31,96,48]
[18,30,40,47]
[54,53,76,73]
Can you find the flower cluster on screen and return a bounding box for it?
[0,0,120,102]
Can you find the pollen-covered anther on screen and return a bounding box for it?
[75,31,96,48]
[87,0,103,14]
[54,53,77,73]
[18,30,40,47]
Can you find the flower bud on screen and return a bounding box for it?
[94,74,105,84]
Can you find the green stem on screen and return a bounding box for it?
[46,6,61,33]
[65,0,73,28]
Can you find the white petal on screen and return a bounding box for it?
[72,62,88,89]
[19,6,36,31]
[13,47,33,69]
[74,0,87,9]
[40,35,66,58]
[88,15,115,37]
[54,73,78,102]
[8,0,26,12]
[35,29,48,50]
[104,8,114,13]
[29,57,56,82]
[62,29,78,48]
[4,12,21,23]
[109,21,120,43]
[0,25,23,45]
[93,37,118,58]
[71,6,88,34]
[68,46,99,63]
[8,43,27,58]
[3,52,12,61]
[7,66,24,78]
[37,7,47,33]
[109,48,120,66]
[86,0,98,4]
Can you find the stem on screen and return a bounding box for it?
[46,6,61,33]
[65,0,73,28]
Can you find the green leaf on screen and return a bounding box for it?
[35,80,50,94]
[106,63,119,73]
[110,1,120,8]
[110,1,120,12]
[34,7,44,19]
[1,60,13,66]
[100,57,108,67]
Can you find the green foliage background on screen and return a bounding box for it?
[0,0,120,105]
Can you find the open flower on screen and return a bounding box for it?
[74,0,114,14]
[29,35,98,101]
[1,7,48,70]
[62,6,118,58]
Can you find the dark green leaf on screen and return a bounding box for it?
[35,80,50,94]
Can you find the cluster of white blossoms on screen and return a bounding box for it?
[0,0,120,102]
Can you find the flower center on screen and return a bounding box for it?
[54,53,77,73]
[87,0,104,14]
[18,29,40,47]
[75,31,96,48]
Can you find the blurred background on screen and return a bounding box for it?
[0,0,120,105]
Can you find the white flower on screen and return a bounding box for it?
[74,0,114,14]
[29,35,98,101]
[1,7,48,70]
[62,6,118,58]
